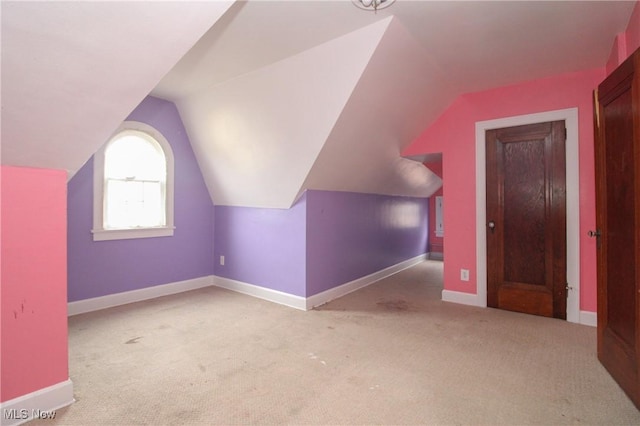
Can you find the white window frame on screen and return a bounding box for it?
[92,121,175,241]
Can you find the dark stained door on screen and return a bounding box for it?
[486,121,567,319]
[594,47,640,409]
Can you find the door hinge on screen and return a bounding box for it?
[588,229,602,249]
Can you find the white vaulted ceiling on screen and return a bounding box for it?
[176,17,391,208]
[296,17,453,204]
[153,0,634,208]
[2,1,636,208]
[1,1,234,177]
[152,1,637,99]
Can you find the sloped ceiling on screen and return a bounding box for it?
[152,1,637,98]
[298,17,452,202]
[2,1,636,209]
[153,0,635,208]
[1,1,234,176]
[177,18,390,208]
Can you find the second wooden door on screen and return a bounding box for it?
[594,47,640,409]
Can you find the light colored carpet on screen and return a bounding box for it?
[32,261,640,425]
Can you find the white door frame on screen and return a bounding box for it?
[475,108,580,324]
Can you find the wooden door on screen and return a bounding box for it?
[594,47,640,409]
[486,121,567,319]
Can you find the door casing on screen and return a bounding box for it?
[474,108,580,324]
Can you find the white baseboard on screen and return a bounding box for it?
[579,310,597,327]
[68,256,429,316]
[306,254,428,310]
[212,276,307,311]
[212,254,428,311]
[0,379,74,426]
[442,289,485,307]
[68,276,214,316]
[441,290,598,327]
[428,252,443,261]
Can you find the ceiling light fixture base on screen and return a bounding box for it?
[351,0,396,13]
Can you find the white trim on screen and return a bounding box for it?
[68,276,213,316]
[92,121,175,242]
[442,289,484,307]
[67,255,430,316]
[579,310,597,327]
[306,254,428,309]
[211,254,428,311]
[475,108,580,323]
[212,276,307,311]
[429,252,444,261]
[91,226,176,241]
[0,379,74,426]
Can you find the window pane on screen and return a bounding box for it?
[103,130,168,230]
[105,133,165,180]
[105,179,164,229]
[141,182,163,227]
[105,180,135,229]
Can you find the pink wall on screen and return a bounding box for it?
[627,2,640,56]
[404,68,605,313]
[1,166,69,402]
[606,1,640,74]
[424,161,443,254]
[404,2,639,314]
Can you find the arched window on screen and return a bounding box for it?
[92,121,174,241]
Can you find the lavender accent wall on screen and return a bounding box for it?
[306,190,428,296]
[213,190,428,298]
[69,97,428,303]
[214,195,307,296]
[67,96,214,301]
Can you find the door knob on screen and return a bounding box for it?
[488,220,496,233]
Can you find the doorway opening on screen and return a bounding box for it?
[424,155,444,261]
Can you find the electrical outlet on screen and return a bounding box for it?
[220,255,225,266]
[460,269,469,281]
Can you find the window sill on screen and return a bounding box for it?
[435,230,444,238]
[92,226,175,241]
